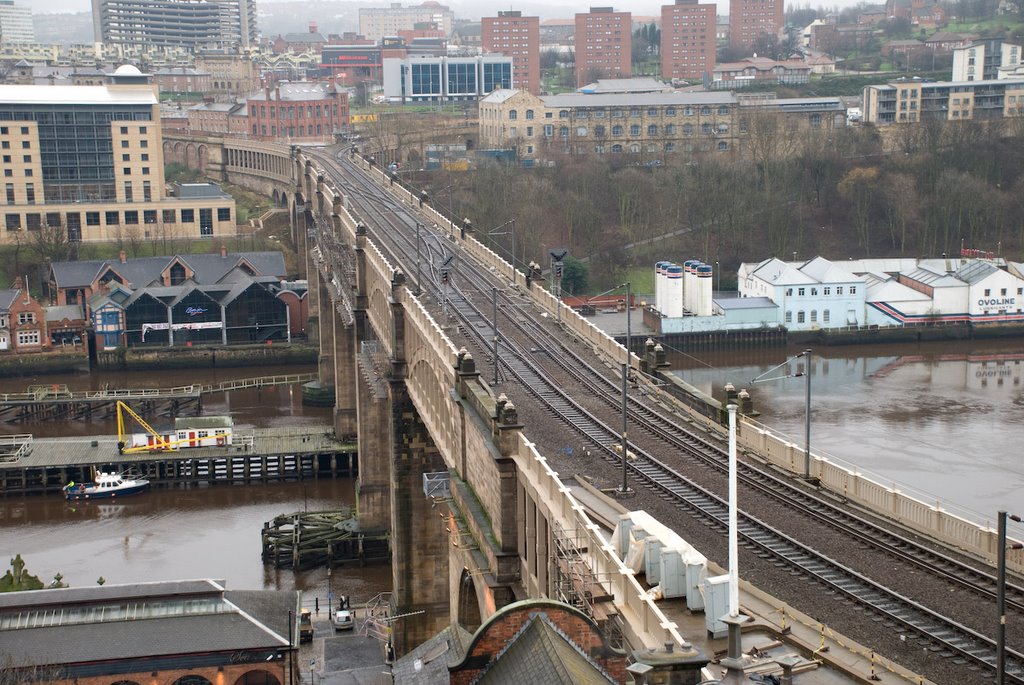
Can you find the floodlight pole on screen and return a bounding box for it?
[997,511,1023,685]
[802,349,811,480]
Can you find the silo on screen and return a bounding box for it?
[666,264,684,318]
[696,263,714,316]
[683,260,699,313]
[655,261,668,313]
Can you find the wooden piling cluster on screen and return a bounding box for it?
[261,509,390,569]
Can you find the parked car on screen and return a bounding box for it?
[299,608,314,642]
[332,609,354,631]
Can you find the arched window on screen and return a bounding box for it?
[594,125,606,136]
[718,105,729,115]
[647,124,658,135]
[797,311,806,324]
[611,125,623,136]
[666,124,677,134]
[611,144,623,153]
[559,110,570,118]
[172,677,212,685]
[525,109,534,119]
[559,126,569,137]
[665,142,675,152]
[700,106,711,115]
[680,123,691,135]
[629,144,640,153]
[509,110,517,120]
[576,126,588,137]
[718,141,729,151]
[233,672,282,685]
[701,123,711,134]
[630,124,640,135]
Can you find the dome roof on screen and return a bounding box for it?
[114,64,142,75]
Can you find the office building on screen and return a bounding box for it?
[0,74,237,246]
[0,0,34,44]
[862,77,1024,124]
[951,39,1023,81]
[482,11,541,94]
[382,55,512,103]
[359,2,454,43]
[91,0,258,51]
[660,0,716,82]
[729,0,783,51]
[574,7,632,88]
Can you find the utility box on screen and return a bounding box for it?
[660,548,685,598]
[703,575,730,638]
[685,552,708,610]
[645,536,664,584]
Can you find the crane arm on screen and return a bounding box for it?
[116,401,171,453]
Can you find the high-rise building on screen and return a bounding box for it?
[91,0,258,52]
[0,72,237,246]
[482,11,540,95]
[951,39,1023,81]
[574,7,632,88]
[661,0,716,82]
[0,0,34,44]
[728,0,783,52]
[359,2,454,43]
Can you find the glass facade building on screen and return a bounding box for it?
[386,56,513,103]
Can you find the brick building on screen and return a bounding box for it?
[574,7,632,88]
[246,81,348,143]
[661,0,717,82]
[729,0,784,51]
[482,11,541,94]
[0,278,47,352]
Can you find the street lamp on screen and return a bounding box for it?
[751,349,813,480]
[997,511,1023,685]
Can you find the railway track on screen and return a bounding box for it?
[305,146,1024,684]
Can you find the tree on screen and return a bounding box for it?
[561,255,588,294]
[31,217,71,266]
[837,166,880,253]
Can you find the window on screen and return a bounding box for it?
[121,140,129,148]
[86,211,100,226]
[124,182,133,202]
[4,183,12,203]
[665,107,676,116]
[811,288,817,296]
[836,286,843,295]
[665,142,675,152]
[785,288,793,296]
[26,213,40,230]
[785,310,792,324]
[648,125,658,135]
[525,109,534,119]
[141,153,149,161]
[25,183,34,204]
[17,311,36,325]
[140,140,148,148]
[509,110,518,120]
[611,144,623,153]
[217,207,231,221]
[798,287,805,296]
[823,309,830,323]
[17,331,40,346]
[648,108,658,116]
[680,124,690,135]
[120,126,129,134]
[849,286,856,294]
[122,154,130,162]
[718,141,728,151]
[5,213,19,231]
[142,167,150,175]
[612,125,623,136]
[526,126,533,136]
[199,208,213,235]
[984,288,991,296]
[123,167,131,176]
[630,125,640,136]
[810,310,817,323]
[162,209,176,224]
[22,154,30,163]
[2,155,8,163]
[544,124,553,137]
[595,125,606,136]
[576,126,587,137]
[1,142,8,149]
[1001,288,1007,296]
[21,141,28,149]
[143,181,151,201]
[139,126,147,134]
[105,211,119,225]
[718,105,729,115]
[23,169,31,177]
[124,210,138,225]
[144,210,157,224]
[797,311,805,323]
[612,109,623,117]
[810,113,821,128]
[824,287,831,295]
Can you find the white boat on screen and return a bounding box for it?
[63,472,150,500]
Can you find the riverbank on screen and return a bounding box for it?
[0,342,319,378]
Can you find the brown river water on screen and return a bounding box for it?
[1,339,1020,594]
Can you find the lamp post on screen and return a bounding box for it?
[617,361,631,497]
[715,260,720,294]
[997,511,1023,685]
[751,349,814,479]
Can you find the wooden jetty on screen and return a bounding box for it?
[261,509,390,569]
[0,424,356,496]
[0,373,317,423]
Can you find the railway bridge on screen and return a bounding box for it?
[168,134,1024,683]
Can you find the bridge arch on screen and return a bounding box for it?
[185,143,198,169]
[197,144,209,172]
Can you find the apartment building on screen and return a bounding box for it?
[660,0,717,82]
[195,51,261,98]
[0,75,237,245]
[91,0,258,51]
[862,76,1024,124]
[482,11,541,94]
[951,39,1023,81]
[0,0,35,44]
[729,0,783,51]
[575,7,632,88]
[359,2,454,43]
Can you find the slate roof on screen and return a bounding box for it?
[0,289,19,311]
[540,90,736,108]
[578,77,672,94]
[748,257,816,286]
[955,259,999,285]
[45,305,83,322]
[0,580,296,668]
[51,252,287,290]
[800,256,863,284]
[390,624,471,683]
[474,615,617,684]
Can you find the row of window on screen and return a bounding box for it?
[507,105,733,121]
[252,124,327,137]
[785,286,858,296]
[525,140,729,155]
[785,309,832,324]
[518,122,730,137]
[2,207,230,233]
[253,104,340,119]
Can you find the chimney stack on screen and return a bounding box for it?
[220,245,228,258]
[119,249,127,264]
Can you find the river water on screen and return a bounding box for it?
[1,341,1019,594]
[668,338,1024,523]
[0,364,392,601]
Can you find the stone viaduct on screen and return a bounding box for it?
[165,133,1024,656]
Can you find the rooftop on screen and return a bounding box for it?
[0,84,157,106]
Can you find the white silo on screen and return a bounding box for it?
[666,264,684,318]
[683,260,698,313]
[655,261,668,314]
[695,263,714,316]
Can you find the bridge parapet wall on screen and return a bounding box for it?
[739,421,1024,572]
[513,435,690,651]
